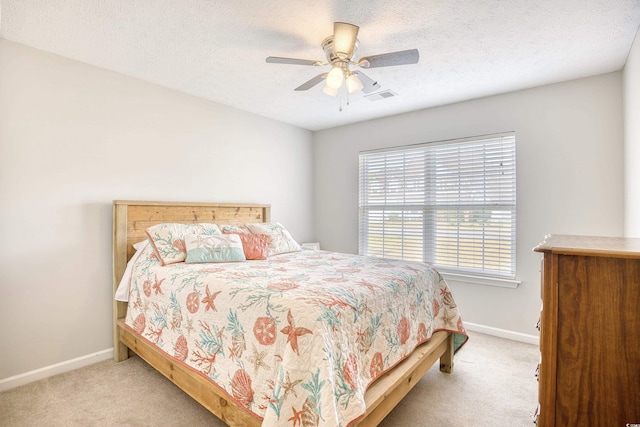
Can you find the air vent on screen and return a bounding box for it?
[364,90,397,101]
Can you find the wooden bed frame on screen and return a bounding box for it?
[113,200,456,426]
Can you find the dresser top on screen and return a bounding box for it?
[534,234,640,258]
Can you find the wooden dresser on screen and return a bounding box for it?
[534,235,640,426]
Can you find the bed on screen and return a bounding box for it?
[113,200,467,426]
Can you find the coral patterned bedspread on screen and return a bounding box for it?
[122,244,467,426]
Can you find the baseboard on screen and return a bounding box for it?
[0,348,113,392]
[464,322,539,345]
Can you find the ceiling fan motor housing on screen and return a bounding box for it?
[322,36,359,65]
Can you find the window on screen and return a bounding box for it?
[359,133,516,279]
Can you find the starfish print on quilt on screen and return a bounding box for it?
[280,310,312,355]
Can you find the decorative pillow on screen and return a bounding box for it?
[225,232,270,260]
[245,222,301,256]
[146,223,221,265]
[218,224,251,234]
[184,233,246,263]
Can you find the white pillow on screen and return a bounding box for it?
[245,222,301,256]
[114,240,150,302]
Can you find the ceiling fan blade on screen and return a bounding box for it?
[333,22,359,58]
[294,73,328,91]
[266,56,323,66]
[352,71,381,94]
[358,49,419,68]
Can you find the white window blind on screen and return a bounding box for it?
[359,133,516,278]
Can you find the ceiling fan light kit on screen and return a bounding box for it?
[266,21,419,107]
[346,72,364,94]
[322,84,338,97]
[326,65,345,89]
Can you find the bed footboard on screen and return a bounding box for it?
[117,321,453,427]
[357,330,453,426]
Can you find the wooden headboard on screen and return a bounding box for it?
[112,200,270,359]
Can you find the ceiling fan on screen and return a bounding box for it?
[266,22,419,98]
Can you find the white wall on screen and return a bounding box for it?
[624,28,640,236]
[313,73,624,337]
[0,40,314,380]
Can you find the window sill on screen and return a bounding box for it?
[440,271,521,289]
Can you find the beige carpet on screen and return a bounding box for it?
[0,331,538,426]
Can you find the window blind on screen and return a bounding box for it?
[359,133,516,278]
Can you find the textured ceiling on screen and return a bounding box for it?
[1,0,639,131]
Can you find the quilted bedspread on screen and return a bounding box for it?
[123,245,467,426]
